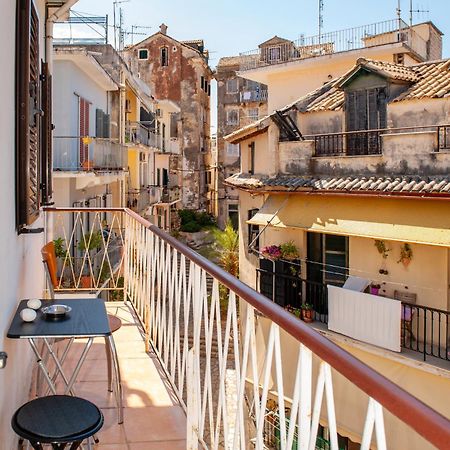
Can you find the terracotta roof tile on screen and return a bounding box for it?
[225,174,450,196]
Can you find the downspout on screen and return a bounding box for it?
[46,0,79,73]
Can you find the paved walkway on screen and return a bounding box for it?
[64,302,186,449]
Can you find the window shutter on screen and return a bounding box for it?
[16,0,41,229]
[96,109,104,137]
[79,97,90,163]
[103,113,110,138]
[170,113,179,138]
[40,61,52,204]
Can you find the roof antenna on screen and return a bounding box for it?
[318,0,324,40]
[409,0,429,26]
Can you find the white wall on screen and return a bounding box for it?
[53,59,109,169]
[0,2,47,447]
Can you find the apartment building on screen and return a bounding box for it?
[225,55,450,449]
[52,46,127,209]
[124,24,213,213]
[216,55,268,228]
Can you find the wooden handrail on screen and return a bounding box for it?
[44,206,450,448]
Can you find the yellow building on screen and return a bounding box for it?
[225,57,450,449]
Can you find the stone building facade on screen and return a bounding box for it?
[216,56,268,228]
[124,24,213,211]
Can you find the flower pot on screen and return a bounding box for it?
[80,275,92,289]
[370,287,380,295]
[301,309,314,323]
[401,258,411,268]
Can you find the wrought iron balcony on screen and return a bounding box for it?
[305,124,450,157]
[240,19,428,71]
[42,206,450,449]
[125,122,164,151]
[257,267,450,362]
[53,136,127,171]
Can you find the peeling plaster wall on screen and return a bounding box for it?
[126,34,211,211]
[216,61,268,227]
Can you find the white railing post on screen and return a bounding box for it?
[187,348,200,449]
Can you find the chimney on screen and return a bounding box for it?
[159,23,168,35]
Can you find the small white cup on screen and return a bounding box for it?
[20,308,37,322]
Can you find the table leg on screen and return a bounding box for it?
[29,339,57,395]
[64,338,93,395]
[43,338,74,395]
[106,335,123,424]
[45,338,75,396]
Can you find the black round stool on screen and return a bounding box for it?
[12,395,103,450]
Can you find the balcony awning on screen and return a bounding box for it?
[247,194,450,246]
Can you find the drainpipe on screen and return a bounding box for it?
[46,0,79,73]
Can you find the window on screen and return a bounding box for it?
[156,168,161,186]
[248,142,255,175]
[162,168,169,187]
[16,0,45,229]
[245,79,259,90]
[268,46,281,62]
[201,76,205,91]
[226,109,239,125]
[160,47,169,66]
[248,108,259,121]
[228,204,239,230]
[248,209,260,252]
[138,49,148,60]
[226,78,238,94]
[307,233,348,286]
[345,87,387,154]
[345,87,387,132]
[170,113,179,138]
[226,143,240,157]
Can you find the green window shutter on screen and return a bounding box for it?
[96,109,104,137]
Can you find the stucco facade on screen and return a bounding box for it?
[124,26,213,212]
[227,54,450,449]
[216,57,268,228]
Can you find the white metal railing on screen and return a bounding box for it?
[54,136,127,171]
[44,207,450,450]
[240,19,428,71]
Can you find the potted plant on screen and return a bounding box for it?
[300,303,314,323]
[374,239,390,259]
[261,245,282,260]
[398,243,413,268]
[370,283,381,295]
[77,231,103,288]
[280,241,299,261]
[286,305,301,318]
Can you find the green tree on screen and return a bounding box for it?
[214,220,239,277]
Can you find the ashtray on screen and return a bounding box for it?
[41,304,72,320]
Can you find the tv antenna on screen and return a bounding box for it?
[409,1,429,26]
[113,0,130,49]
[318,0,324,38]
[129,25,152,45]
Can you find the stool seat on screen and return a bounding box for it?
[108,314,122,333]
[12,395,103,443]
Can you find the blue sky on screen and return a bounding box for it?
[71,0,448,65]
[66,0,449,131]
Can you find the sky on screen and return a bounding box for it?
[62,0,450,132]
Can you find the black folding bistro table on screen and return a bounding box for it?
[7,299,118,397]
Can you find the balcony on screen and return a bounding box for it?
[304,125,450,157]
[127,186,163,212]
[54,136,127,171]
[257,265,450,363]
[239,89,268,103]
[125,122,164,151]
[33,206,450,449]
[240,19,428,71]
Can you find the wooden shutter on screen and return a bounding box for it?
[79,97,90,163]
[41,61,52,204]
[16,0,41,228]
